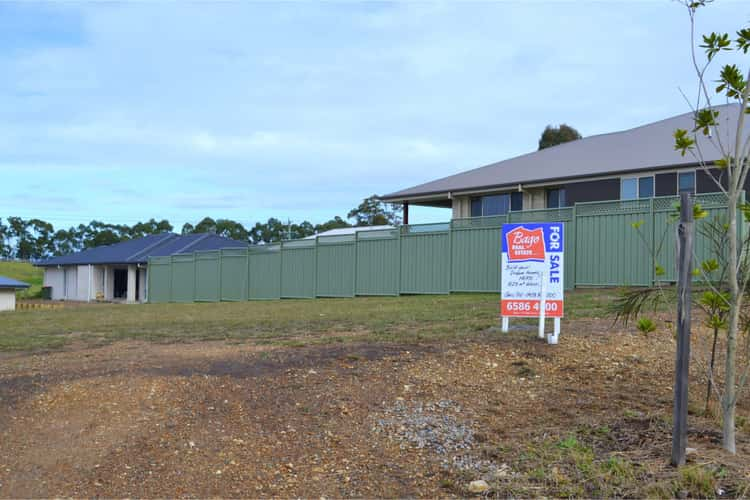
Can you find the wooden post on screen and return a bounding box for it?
[671,192,694,466]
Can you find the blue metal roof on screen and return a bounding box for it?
[0,275,30,289]
[37,233,248,267]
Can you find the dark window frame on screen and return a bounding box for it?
[546,187,566,208]
[678,170,696,194]
[469,191,523,217]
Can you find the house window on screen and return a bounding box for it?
[546,188,566,208]
[621,176,654,199]
[678,171,696,194]
[470,198,482,217]
[639,176,654,198]
[470,192,520,216]
[510,192,523,212]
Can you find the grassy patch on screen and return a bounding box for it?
[0,289,623,352]
[0,261,43,299]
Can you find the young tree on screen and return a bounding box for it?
[538,124,582,150]
[672,1,749,453]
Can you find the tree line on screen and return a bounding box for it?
[0,196,402,260]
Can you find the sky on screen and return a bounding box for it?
[0,0,747,230]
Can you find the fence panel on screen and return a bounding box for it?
[400,225,450,294]
[653,193,733,282]
[281,240,316,298]
[220,248,248,301]
[248,246,281,299]
[450,221,502,292]
[195,251,220,302]
[150,192,738,302]
[316,236,356,297]
[356,229,400,296]
[575,200,652,286]
[148,256,172,303]
[171,254,195,302]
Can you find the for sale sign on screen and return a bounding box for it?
[501,222,564,317]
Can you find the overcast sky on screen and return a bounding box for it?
[0,1,746,229]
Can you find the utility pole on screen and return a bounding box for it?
[671,191,694,466]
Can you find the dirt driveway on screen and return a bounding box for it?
[1,322,748,498]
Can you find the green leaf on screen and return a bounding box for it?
[693,203,709,220]
[737,27,750,54]
[692,108,719,136]
[637,317,657,334]
[716,64,747,100]
[692,268,701,277]
[631,220,644,229]
[674,128,695,156]
[701,32,732,61]
[655,264,666,277]
[701,258,719,274]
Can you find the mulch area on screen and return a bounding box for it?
[0,320,748,497]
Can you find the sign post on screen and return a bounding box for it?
[500,222,564,344]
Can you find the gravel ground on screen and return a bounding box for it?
[1,320,749,497]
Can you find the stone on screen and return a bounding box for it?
[468,480,489,493]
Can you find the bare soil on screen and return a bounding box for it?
[0,319,748,498]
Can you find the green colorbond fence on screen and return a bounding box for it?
[148,192,742,303]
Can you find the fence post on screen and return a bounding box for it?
[218,250,223,302]
[448,220,454,293]
[570,204,577,290]
[279,242,284,298]
[244,248,250,301]
[353,231,359,296]
[169,256,175,303]
[650,197,656,286]
[192,254,197,302]
[398,226,403,296]
[314,236,319,298]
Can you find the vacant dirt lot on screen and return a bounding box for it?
[1,293,749,497]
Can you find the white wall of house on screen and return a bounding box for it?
[43,264,149,302]
[76,265,93,301]
[43,267,65,300]
[0,289,16,312]
[64,266,77,300]
[138,267,147,302]
[523,188,546,210]
[451,196,471,219]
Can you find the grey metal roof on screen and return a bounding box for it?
[303,226,395,239]
[382,104,750,201]
[0,275,30,289]
[37,233,248,267]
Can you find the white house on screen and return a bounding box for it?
[0,275,30,312]
[37,233,247,303]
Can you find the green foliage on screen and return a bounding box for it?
[610,287,668,325]
[655,264,666,277]
[700,31,732,61]
[347,195,402,226]
[1,196,396,256]
[701,258,719,274]
[0,261,43,299]
[538,124,582,150]
[673,128,695,155]
[637,317,657,334]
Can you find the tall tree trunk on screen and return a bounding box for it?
[723,189,739,454]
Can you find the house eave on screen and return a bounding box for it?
[380,160,714,203]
